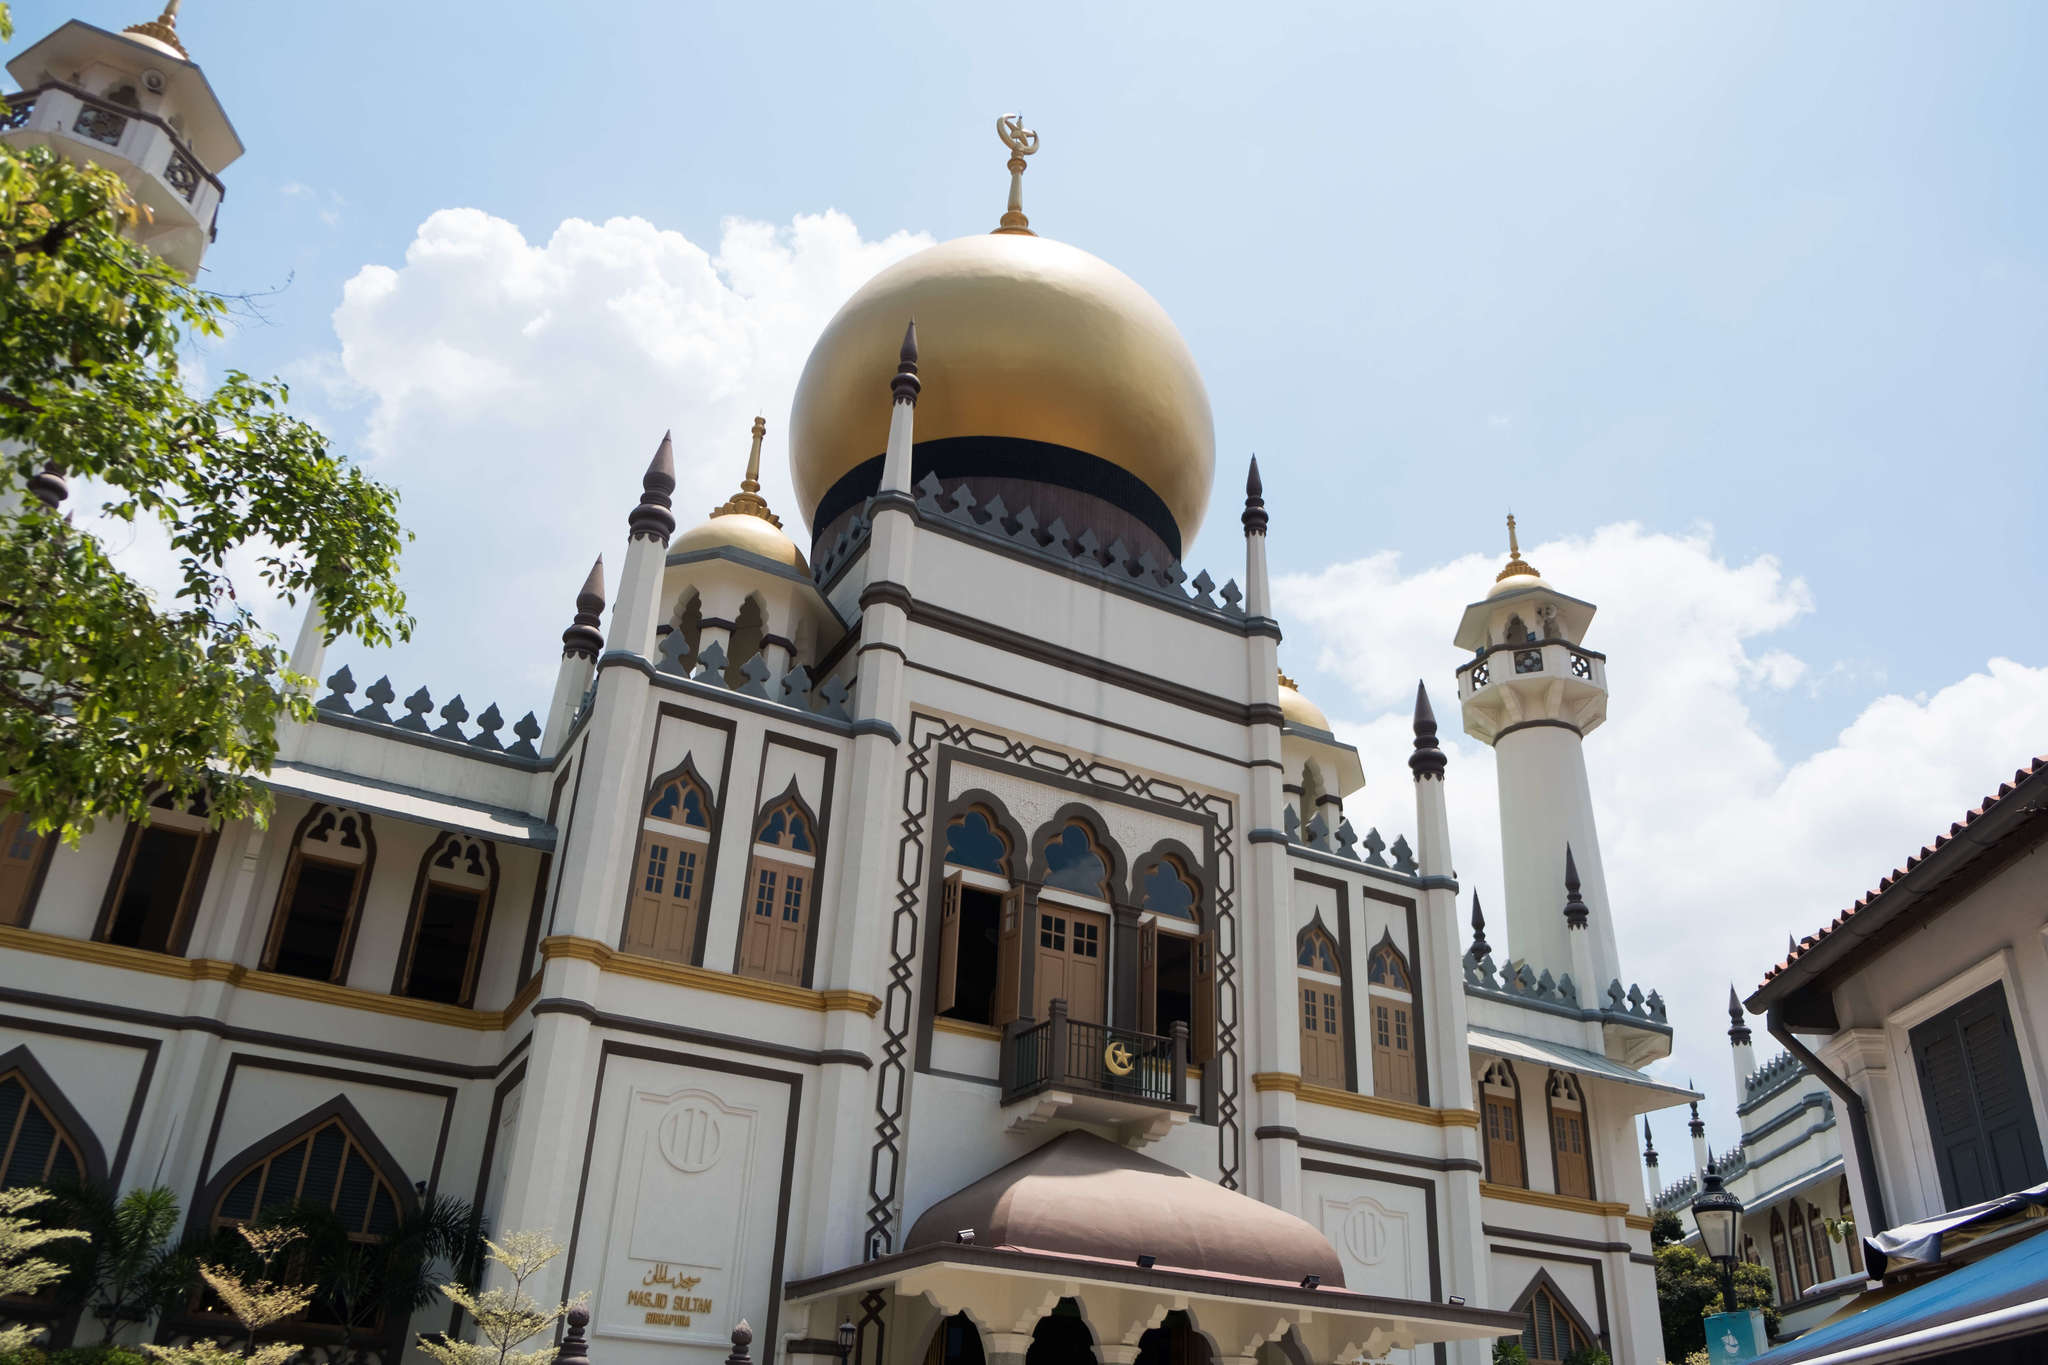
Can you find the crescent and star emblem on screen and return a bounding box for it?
[1104,1040,1135,1076]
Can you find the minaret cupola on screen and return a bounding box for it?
[4,2,245,276]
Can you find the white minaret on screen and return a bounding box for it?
[1455,516,1620,991]
[1728,984,1757,1094]
[2,3,244,278]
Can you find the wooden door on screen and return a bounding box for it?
[1138,920,1158,1034]
[935,872,963,1013]
[0,809,44,925]
[1483,1091,1523,1185]
[626,833,700,962]
[1300,982,1343,1088]
[1033,905,1106,1024]
[1372,998,1419,1103]
[994,888,1023,1025]
[739,858,810,986]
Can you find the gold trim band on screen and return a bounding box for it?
[1481,1181,1633,1219]
[1251,1072,1481,1128]
[933,1017,1004,1040]
[538,936,881,1016]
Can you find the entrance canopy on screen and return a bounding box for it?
[788,1133,1519,1362]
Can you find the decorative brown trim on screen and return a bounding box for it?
[931,1017,1002,1040]
[0,1042,111,1185]
[558,1040,802,1365]
[391,833,502,1007]
[1300,1158,1442,1302]
[1495,1253,1608,1346]
[856,641,907,662]
[539,936,878,1014]
[1482,1224,1633,1254]
[1252,1072,1478,1127]
[1494,718,1583,741]
[859,581,914,614]
[1274,1127,1484,1175]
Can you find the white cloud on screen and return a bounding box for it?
[1278,527,2048,1173]
[306,206,930,711]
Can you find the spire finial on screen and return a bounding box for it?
[124,0,189,57]
[561,556,606,660]
[1728,983,1753,1046]
[892,320,922,405]
[1241,455,1268,536]
[709,418,783,527]
[1562,843,1589,929]
[1409,680,1446,780]
[1643,1118,1658,1161]
[1468,892,1491,959]
[992,114,1040,236]
[1496,511,1541,584]
[628,431,678,543]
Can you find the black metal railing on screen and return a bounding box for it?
[1000,998,1189,1107]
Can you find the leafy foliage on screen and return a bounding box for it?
[1654,1241,1779,1358]
[1651,1208,1686,1248]
[43,1183,197,1345]
[0,1188,89,1353]
[417,1231,581,1365]
[0,126,411,841]
[142,1225,310,1365]
[260,1195,481,1365]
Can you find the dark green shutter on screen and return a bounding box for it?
[1910,983,2047,1209]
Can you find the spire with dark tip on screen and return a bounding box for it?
[1562,843,1589,929]
[628,432,677,543]
[1469,892,1491,959]
[1728,984,1753,1046]
[562,557,605,659]
[27,462,68,509]
[1643,1118,1658,1166]
[1409,679,1446,780]
[1241,456,1268,536]
[1688,1088,1706,1138]
[892,320,921,405]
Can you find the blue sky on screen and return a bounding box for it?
[13,1,2047,1169]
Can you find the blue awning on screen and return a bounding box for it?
[1751,1224,2048,1363]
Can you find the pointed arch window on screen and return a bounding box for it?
[99,789,215,955]
[1367,935,1418,1104]
[396,833,497,1006]
[1041,821,1110,898]
[936,804,1016,1027]
[738,791,818,987]
[1296,922,1346,1090]
[625,764,714,965]
[1805,1200,1835,1284]
[211,1116,404,1241]
[1769,1209,1795,1303]
[0,1068,88,1189]
[944,806,1011,876]
[1136,853,1209,1058]
[0,803,51,927]
[1840,1178,1864,1275]
[1546,1072,1594,1200]
[262,806,374,983]
[1481,1060,1526,1187]
[1787,1197,1815,1293]
[1516,1282,1593,1364]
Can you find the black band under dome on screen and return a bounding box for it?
[811,435,1184,560]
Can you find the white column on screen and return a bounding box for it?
[608,434,675,658]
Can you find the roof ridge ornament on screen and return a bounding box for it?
[124,0,190,59]
[993,114,1040,236]
[709,417,783,528]
[1496,511,1542,583]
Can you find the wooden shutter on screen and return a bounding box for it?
[1371,1001,1394,1094]
[0,811,42,925]
[1484,1092,1523,1186]
[994,887,1023,1026]
[935,872,963,1014]
[1911,983,2048,1209]
[739,861,779,978]
[1192,933,1215,1062]
[1138,919,1158,1035]
[1807,1204,1835,1282]
[1553,1112,1589,1199]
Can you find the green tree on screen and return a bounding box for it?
[144,1224,312,1365]
[266,1195,482,1365]
[0,1187,90,1353]
[1650,1208,1686,1248]
[417,1231,581,1365]
[46,1183,199,1345]
[1654,1241,1779,1358]
[0,24,411,842]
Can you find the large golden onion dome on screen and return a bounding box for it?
[788,200,1215,558]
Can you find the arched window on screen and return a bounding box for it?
[100,789,214,955]
[1139,856,1198,921]
[1296,922,1346,1090]
[738,791,817,986]
[1516,1282,1593,1364]
[212,1115,404,1241]
[396,833,497,1006]
[724,595,768,689]
[1546,1072,1594,1200]
[1806,1200,1835,1283]
[0,1068,88,1189]
[1481,1060,1525,1187]
[1367,935,1418,1104]
[944,807,1010,875]
[1040,822,1109,897]
[1787,1197,1815,1294]
[625,764,714,964]
[1840,1178,1864,1275]
[1769,1210,1794,1304]
[1,803,51,927]
[1299,762,1328,834]
[1137,855,1206,1053]
[262,806,373,982]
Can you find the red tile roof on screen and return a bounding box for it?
[1759,754,2048,990]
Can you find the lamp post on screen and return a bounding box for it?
[1691,1159,1747,1316]
[836,1319,856,1364]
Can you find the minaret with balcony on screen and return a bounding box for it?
[3,3,243,277]
[1455,516,1621,993]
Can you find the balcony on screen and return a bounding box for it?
[999,999,1196,1144]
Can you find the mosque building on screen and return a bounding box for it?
[2,10,1697,1365]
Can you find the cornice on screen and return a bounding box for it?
[538,936,880,1016]
[1251,1072,1479,1128]
[1480,1180,1633,1220]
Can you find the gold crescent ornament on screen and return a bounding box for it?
[1104,1039,1135,1076]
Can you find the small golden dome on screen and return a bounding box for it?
[123,2,189,60]
[1278,672,1334,734]
[672,418,810,573]
[788,230,1215,554]
[1490,511,1543,594]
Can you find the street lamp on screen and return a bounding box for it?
[1691,1159,1747,1316]
[836,1319,856,1363]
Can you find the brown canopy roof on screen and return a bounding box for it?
[906,1129,1344,1287]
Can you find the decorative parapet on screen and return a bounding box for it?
[651,632,854,723]
[1652,1142,1755,1214]
[314,667,541,756]
[811,497,877,582]
[1285,810,1417,875]
[1462,949,1668,1027]
[1741,1050,1805,1109]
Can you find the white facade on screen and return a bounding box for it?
[0,15,1703,1365]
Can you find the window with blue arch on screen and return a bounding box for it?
[944,807,1009,875]
[1042,821,1109,896]
[1140,855,1198,920]
[648,776,710,829]
[756,798,813,852]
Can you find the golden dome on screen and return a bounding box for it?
[672,418,810,573]
[788,231,1215,555]
[123,2,190,60]
[1278,672,1334,734]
